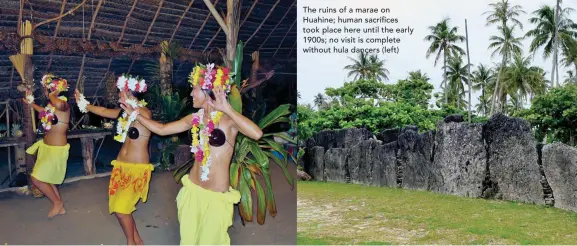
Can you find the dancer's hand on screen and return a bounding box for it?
[74,89,81,104]
[120,102,136,115]
[208,87,232,113]
[22,89,33,105]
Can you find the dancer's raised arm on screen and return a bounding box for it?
[209,87,263,140]
[75,89,121,119]
[47,89,68,111]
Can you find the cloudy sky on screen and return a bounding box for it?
[297,0,577,108]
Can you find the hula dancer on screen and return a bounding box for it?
[122,63,263,245]
[75,74,152,245]
[22,74,71,218]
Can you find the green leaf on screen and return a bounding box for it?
[233,41,244,88]
[262,169,277,217]
[172,158,194,184]
[263,132,296,144]
[230,161,241,189]
[254,176,267,225]
[258,104,291,129]
[248,140,269,169]
[264,151,294,189]
[261,138,288,162]
[238,173,253,222]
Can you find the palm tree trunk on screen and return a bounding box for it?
[443,49,448,105]
[552,0,560,87]
[482,85,486,116]
[490,56,506,115]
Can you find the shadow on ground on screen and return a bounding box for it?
[0,162,296,245]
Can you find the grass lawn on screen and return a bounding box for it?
[298,181,577,245]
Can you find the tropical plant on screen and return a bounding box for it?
[424,17,466,104]
[173,41,295,225]
[472,64,494,115]
[443,55,471,109]
[344,51,390,81]
[525,4,577,86]
[501,54,548,105]
[484,0,526,115]
[487,25,524,114]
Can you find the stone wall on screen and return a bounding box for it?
[304,113,577,211]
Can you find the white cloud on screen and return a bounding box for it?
[297,0,577,108]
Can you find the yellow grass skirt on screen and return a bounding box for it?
[26,140,70,185]
[108,160,154,214]
[176,174,241,245]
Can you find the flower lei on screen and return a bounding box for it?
[38,96,67,132]
[113,99,147,143]
[191,108,224,181]
[188,63,232,181]
[41,74,68,92]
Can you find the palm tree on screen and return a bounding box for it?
[344,52,390,81]
[313,93,326,110]
[501,54,547,108]
[367,54,390,81]
[564,70,577,84]
[424,17,466,104]
[484,0,526,29]
[444,55,470,109]
[525,4,577,87]
[487,25,524,114]
[408,70,431,81]
[561,38,577,74]
[472,64,494,116]
[484,0,526,115]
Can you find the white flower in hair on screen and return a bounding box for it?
[117,75,127,89]
[138,79,146,92]
[128,78,138,91]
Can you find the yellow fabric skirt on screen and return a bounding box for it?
[176,174,241,245]
[108,160,154,214]
[26,140,70,185]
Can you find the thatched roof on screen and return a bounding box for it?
[0,0,296,100]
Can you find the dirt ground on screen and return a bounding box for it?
[0,162,296,245]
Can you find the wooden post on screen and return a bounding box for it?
[465,19,472,123]
[80,137,96,175]
[225,0,240,68]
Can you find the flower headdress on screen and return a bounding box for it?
[188,63,232,94]
[41,74,68,92]
[117,74,147,93]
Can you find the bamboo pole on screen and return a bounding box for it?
[201,0,229,36]
[118,0,139,43]
[260,0,295,50]
[273,19,296,57]
[33,0,88,30]
[169,0,195,43]
[245,0,280,46]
